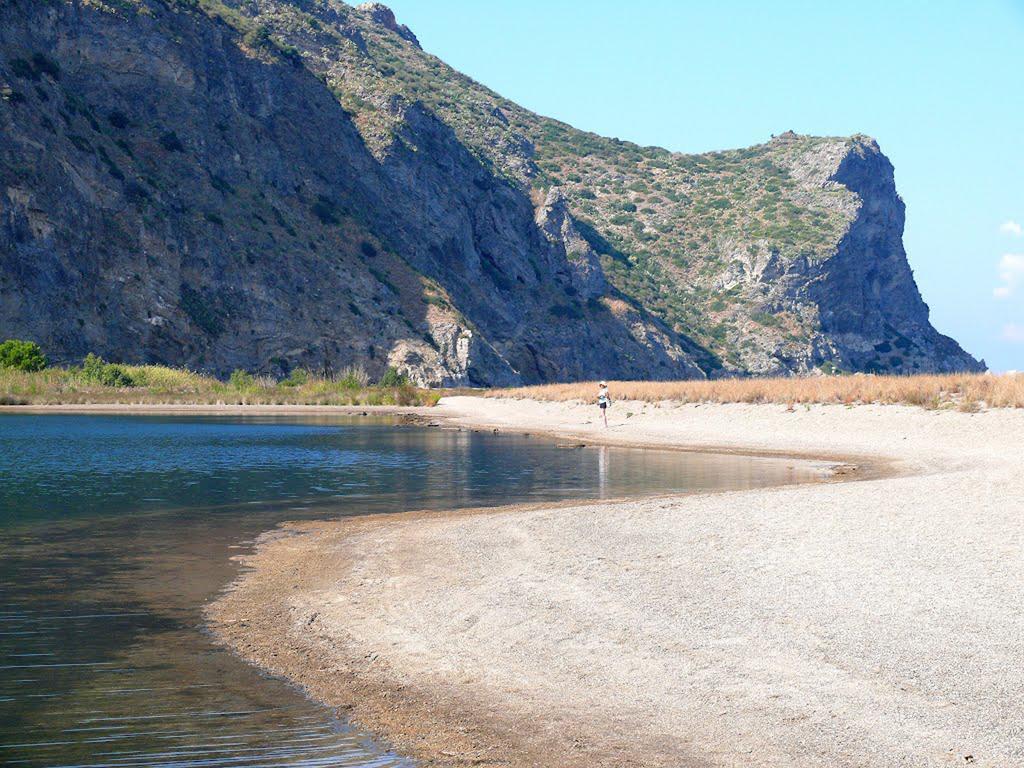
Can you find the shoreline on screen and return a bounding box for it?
[426,401,890,480]
[1,399,882,474]
[207,398,1023,766]
[0,402,436,416]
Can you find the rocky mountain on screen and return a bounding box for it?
[0,0,983,384]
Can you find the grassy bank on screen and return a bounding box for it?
[488,373,1024,411]
[0,365,440,407]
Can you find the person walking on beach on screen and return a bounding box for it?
[597,380,611,428]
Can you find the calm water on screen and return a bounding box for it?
[0,414,822,767]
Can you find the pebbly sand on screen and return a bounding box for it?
[207,396,1024,767]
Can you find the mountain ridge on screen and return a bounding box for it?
[0,0,983,382]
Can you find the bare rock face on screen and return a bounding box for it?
[534,188,607,300]
[0,0,709,384]
[390,307,519,387]
[709,138,982,375]
[356,3,420,48]
[0,1,981,382]
[807,140,981,373]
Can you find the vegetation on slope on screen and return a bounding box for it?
[292,5,860,367]
[77,0,862,371]
[4,0,977,379]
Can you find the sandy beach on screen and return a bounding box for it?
[208,396,1024,767]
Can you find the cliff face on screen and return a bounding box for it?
[0,0,704,384]
[711,137,981,374]
[0,0,982,382]
[808,141,976,373]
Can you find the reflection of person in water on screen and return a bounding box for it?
[598,445,609,497]
[597,381,611,428]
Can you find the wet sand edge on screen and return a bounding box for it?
[204,399,894,768]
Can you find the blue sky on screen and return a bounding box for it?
[385,0,1024,371]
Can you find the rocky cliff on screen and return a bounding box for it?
[0,0,982,383]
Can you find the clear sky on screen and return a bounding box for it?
[385,0,1024,371]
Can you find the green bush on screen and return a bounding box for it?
[549,303,584,320]
[751,312,782,328]
[158,131,184,152]
[81,353,104,380]
[311,196,339,225]
[9,54,60,82]
[31,53,60,80]
[0,339,47,372]
[179,285,223,336]
[378,366,408,387]
[81,353,137,387]
[99,365,137,387]
[281,368,310,387]
[108,110,130,130]
[818,361,841,376]
[9,59,36,80]
[338,365,369,389]
[228,369,256,389]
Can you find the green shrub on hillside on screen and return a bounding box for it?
[311,196,340,225]
[0,339,47,372]
[751,312,782,328]
[179,285,224,336]
[158,131,184,152]
[549,303,584,320]
[229,369,256,389]
[82,353,138,387]
[99,364,136,387]
[9,53,60,82]
[338,365,369,389]
[378,366,408,387]
[281,368,310,387]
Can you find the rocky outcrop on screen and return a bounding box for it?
[356,3,420,48]
[534,188,606,299]
[808,140,982,373]
[710,138,982,375]
[388,308,519,388]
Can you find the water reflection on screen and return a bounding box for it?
[0,414,823,766]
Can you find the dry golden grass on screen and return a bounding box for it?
[0,366,440,407]
[487,373,1024,411]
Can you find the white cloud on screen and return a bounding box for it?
[994,253,1024,299]
[1002,323,1024,343]
[1000,220,1023,236]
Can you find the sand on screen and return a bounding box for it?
[207,397,1024,768]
